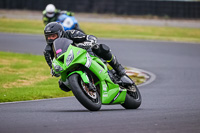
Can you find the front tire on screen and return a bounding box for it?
[68,74,101,111]
[121,84,142,109]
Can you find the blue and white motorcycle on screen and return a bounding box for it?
[57,14,84,33]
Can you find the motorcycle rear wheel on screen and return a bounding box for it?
[121,84,142,109]
[68,73,101,111]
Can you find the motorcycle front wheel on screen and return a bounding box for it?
[68,73,101,111]
[121,84,142,109]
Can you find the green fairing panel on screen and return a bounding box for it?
[60,45,88,82]
[99,81,126,104]
[53,45,127,104]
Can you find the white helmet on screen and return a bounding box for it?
[45,4,56,18]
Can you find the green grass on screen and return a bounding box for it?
[0,52,73,102]
[80,22,200,43]
[0,18,44,34]
[0,51,145,103]
[0,18,200,43]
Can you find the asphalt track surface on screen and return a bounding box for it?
[0,33,200,133]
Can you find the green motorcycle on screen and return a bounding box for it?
[52,38,142,111]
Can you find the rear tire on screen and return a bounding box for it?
[121,84,142,109]
[68,74,101,111]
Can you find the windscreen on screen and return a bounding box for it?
[53,38,73,59]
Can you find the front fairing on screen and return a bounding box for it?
[52,38,105,77]
[52,44,87,74]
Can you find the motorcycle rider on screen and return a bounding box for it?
[42,4,74,25]
[43,22,126,92]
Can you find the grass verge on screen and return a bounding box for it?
[0,51,145,103]
[0,18,200,43]
[0,52,73,103]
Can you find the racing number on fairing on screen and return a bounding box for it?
[63,17,73,28]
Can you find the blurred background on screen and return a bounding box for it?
[0,0,200,19]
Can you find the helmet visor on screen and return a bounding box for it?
[45,33,58,44]
[46,12,55,18]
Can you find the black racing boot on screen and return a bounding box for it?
[108,56,126,76]
[58,79,71,92]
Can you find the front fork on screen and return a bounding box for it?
[66,71,96,92]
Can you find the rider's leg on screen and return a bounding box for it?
[92,44,126,76]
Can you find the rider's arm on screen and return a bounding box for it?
[43,17,49,25]
[43,46,60,77]
[42,10,50,25]
[64,30,87,43]
[63,30,97,44]
[43,45,54,69]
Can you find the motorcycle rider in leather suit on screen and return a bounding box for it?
[43,22,126,92]
[43,4,74,25]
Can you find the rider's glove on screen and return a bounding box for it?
[86,35,97,44]
[84,40,94,46]
[51,69,60,77]
[77,35,97,49]
[77,40,94,49]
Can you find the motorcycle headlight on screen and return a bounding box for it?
[66,49,74,66]
[54,65,63,73]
